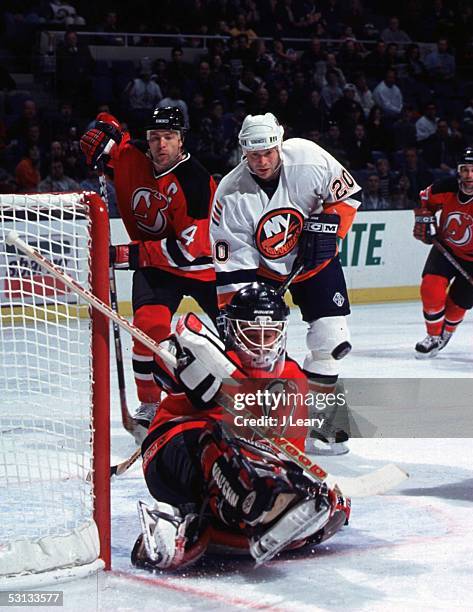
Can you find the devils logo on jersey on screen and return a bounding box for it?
[131,188,169,236]
[443,212,473,248]
[255,208,304,260]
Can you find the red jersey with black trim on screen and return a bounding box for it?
[420,177,473,261]
[109,132,216,281]
[148,352,309,451]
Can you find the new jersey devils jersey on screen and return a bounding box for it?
[110,134,216,281]
[210,138,361,303]
[420,177,473,261]
[147,353,309,451]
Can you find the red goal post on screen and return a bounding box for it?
[0,191,110,584]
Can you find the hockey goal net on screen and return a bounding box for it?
[0,192,110,585]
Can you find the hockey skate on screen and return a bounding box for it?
[132,402,159,444]
[415,334,441,358]
[305,430,349,456]
[131,501,208,570]
[438,329,453,352]
[250,493,331,566]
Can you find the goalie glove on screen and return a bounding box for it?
[80,119,122,168]
[295,212,340,270]
[413,208,437,244]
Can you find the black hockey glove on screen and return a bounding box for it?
[413,208,437,244]
[296,213,340,270]
[176,346,222,411]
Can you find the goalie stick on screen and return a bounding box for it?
[97,163,139,439]
[5,231,408,497]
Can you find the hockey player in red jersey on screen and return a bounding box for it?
[131,283,350,570]
[80,107,218,439]
[413,146,473,357]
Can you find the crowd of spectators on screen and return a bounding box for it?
[1,0,473,211]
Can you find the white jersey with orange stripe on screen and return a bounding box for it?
[210,138,362,302]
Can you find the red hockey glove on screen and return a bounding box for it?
[80,121,122,168]
[296,212,340,270]
[109,243,141,270]
[413,208,437,244]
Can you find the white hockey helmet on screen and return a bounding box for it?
[238,113,284,152]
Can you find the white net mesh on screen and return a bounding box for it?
[0,193,101,577]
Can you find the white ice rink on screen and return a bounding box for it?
[6,300,473,610]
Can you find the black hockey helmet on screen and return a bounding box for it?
[225,283,289,373]
[457,146,473,195]
[146,106,186,136]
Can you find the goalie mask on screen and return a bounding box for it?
[225,283,289,375]
[457,146,473,196]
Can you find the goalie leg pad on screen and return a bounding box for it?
[303,316,351,377]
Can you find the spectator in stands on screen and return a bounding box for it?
[403,44,428,82]
[363,40,388,82]
[372,69,403,121]
[122,58,163,131]
[166,47,193,87]
[336,38,363,81]
[80,168,119,217]
[96,10,124,46]
[322,0,344,36]
[273,88,293,125]
[462,96,473,139]
[158,84,189,128]
[353,73,375,118]
[7,99,42,144]
[398,147,433,200]
[46,1,86,27]
[416,102,438,142]
[270,38,298,69]
[55,30,94,110]
[366,105,393,153]
[249,39,275,78]
[422,119,464,173]
[187,60,223,105]
[392,105,418,151]
[321,121,347,163]
[390,175,416,209]
[222,99,247,164]
[228,13,258,41]
[424,38,456,84]
[236,68,263,105]
[188,93,207,133]
[300,37,326,74]
[325,53,347,87]
[321,69,343,110]
[196,99,229,174]
[330,83,365,133]
[15,145,42,193]
[39,160,79,192]
[49,100,82,140]
[376,157,399,199]
[344,123,374,170]
[298,89,329,134]
[381,16,411,44]
[0,168,17,193]
[251,87,272,116]
[361,174,390,210]
[209,54,232,101]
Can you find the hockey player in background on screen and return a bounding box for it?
[413,146,473,357]
[80,107,218,441]
[131,283,350,570]
[210,113,362,454]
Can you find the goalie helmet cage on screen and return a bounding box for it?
[0,192,110,586]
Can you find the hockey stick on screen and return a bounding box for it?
[110,447,142,477]
[277,262,304,296]
[97,163,139,438]
[432,238,473,286]
[5,231,408,497]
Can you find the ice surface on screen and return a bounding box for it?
[3,301,473,610]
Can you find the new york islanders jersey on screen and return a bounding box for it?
[210,138,361,303]
[110,134,216,281]
[420,177,473,261]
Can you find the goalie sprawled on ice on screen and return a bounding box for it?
[132,283,350,570]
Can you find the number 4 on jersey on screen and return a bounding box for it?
[181,225,197,246]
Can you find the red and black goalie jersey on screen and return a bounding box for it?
[109,132,216,281]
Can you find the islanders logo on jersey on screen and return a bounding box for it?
[131,188,169,236]
[443,212,473,248]
[255,208,304,260]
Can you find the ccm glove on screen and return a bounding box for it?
[413,208,437,244]
[109,243,141,269]
[80,121,122,167]
[176,347,222,411]
[296,212,340,270]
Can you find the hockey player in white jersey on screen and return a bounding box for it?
[210,113,362,454]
